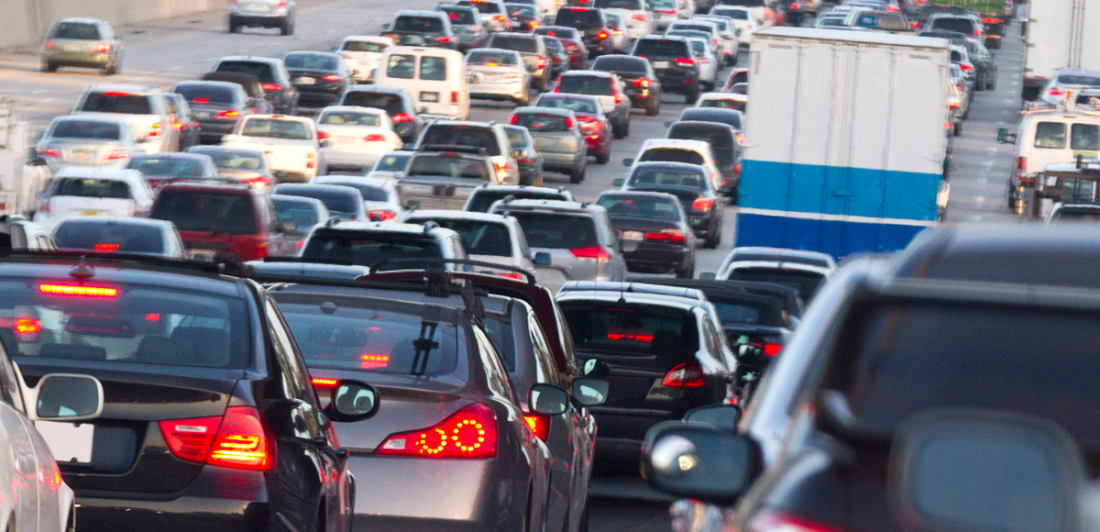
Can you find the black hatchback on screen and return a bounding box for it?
[283,51,351,109]
[554,7,613,57]
[0,253,378,532]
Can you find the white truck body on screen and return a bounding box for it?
[1023,0,1100,97]
[222,115,320,182]
[737,28,951,258]
[0,100,51,216]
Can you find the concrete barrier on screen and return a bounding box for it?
[1,0,214,50]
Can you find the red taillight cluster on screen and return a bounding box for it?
[959,63,973,71]
[597,30,609,40]
[40,148,60,158]
[317,130,331,141]
[369,209,397,221]
[216,110,240,119]
[107,149,130,161]
[524,414,549,441]
[451,91,460,104]
[536,55,547,69]
[377,403,497,458]
[646,229,686,243]
[260,82,283,92]
[321,74,344,82]
[95,42,112,54]
[160,406,272,471]
[498,272,524,280]
[570,246,610,261]
[564,116,575,129]
[1046,88,1065,97]
[692,198,714,211]
[391,112,414,123]
[632,78,651,88]
[364,133,387,143]
[149,122,162,138]
[662,363,705,388]
[675,57,696,66]
[42,39,57,51]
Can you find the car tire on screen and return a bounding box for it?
[988,76,996,91]
[675,261,694,279]
[229,19,240,33]
[613,119,626,139]
[281,17,294,36]
[953,121,962,137]
[570,161,585,183]
[533,170,544,187]
[596,149,609,164]
[962,104,970,120]
[704,227,720,249]
[686,87,699,104]
[646,99,659,116]
[42,61,57,73]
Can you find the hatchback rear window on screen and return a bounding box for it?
[151,190,258,235]
[492,35,539,53]
[592,56,648,73]
[54,221,165,254]
[441,8,478,24]
[538,96,599,115]
[413,219,513,256]
[241,119,312,140]
[127,157,209,178]
[276,188,360,216]
[342,40,389,53]
[0,280,248,368]
[406,155,492,179]
[708,297,785,327]
[173,84,238,105]
[285,53,340,71]
[628,166,707,188]
[301,230,443,268]
[640,148,704,165]
[595,0,643,8]
[421,126,502,156]
[556,9,603,29]
[80,92,153,115]
[560,302,698,357]
[54,178,132,199]
[633,39,689,57]
[557,75,614,96]
[342,91,405,116]
[506,212,597,248]
[512,113,570,132]
[393,16,445,32]
[276,297,457,376]
[51,22,102,40]
[51,120,121,140]
[215,61,276,82]
[273,197,324,228]
[726,267,824,300]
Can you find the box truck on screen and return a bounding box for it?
[736,27,951,259]
[1023,0,1100,100]
[0,99,50,217]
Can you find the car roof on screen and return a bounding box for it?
[313,175,392,188]
[384,46,464,57]
[630,161,707,172]
[272,194,327,207]
[729,246,837,268]
[56,17,107,24]
[188,146,265,157]
[515,106,575,117]
[0,255,245,297]
[130,152,210,162]
[682,108,743,120]
[55,216,176,230]
[598,190,681,202]
[82,84,159,95]
[561,69,615,79]
[245,114,314,124]
[699,92,747,101]
[244,261,371,279]
[275,184,362,197]
[624,277,787,307]
[172,80,241,90]
[493,32,539,39]
[424,120,499,129]
[642,138,712,151]
[315,221,447,236]
[474,184,570,194]
[54,167,143,181]
[404,210,514,224]
[285,50,342,58]
[556,283,705,311]
[1055,69,1100,78]
[344,85,407,95]
[317,105,388,116]
[218,56,281,64]
[671,120,737,133]
[157,181,254,193]
[53,115,128,125]
[341,35,395,42]
[491,199,592,213]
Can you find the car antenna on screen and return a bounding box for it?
[69,257,95,280]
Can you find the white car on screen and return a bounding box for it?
[709,6,758,46]
[312,175,404,221]
[315,106,403,173]
[33,168,155,231]
[594,0,654,39]
[335,35,393,83]
[624,139,723,192]
[695,91,746,112]
[222,114,320,182]
[693,15,739,64]
[678,35,719,90]
[401,210,536,276]
[465,48,531,106]
[70,85,178,154]
[35,115,138,175]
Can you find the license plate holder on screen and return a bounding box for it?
[654,61,670,68]
[64,43,83,52]
[297,77,315,85]
[622,230,644,241]
[420,92,440,103]
[37,421,94,463]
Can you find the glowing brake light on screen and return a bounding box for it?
[391,112,414,123]
[311,378,338,388]
[536,55,547,69]
[498,272,524,280]
[569,246,610,261]
[524,414,550,441]
[675,57,696,66]
[377,403,497,458]
[632,78,651,87]
[103,91,131,97]
[662,363,705,388]
[42,39,57,51]
[369,209,397,221]
[692,198,714,211]
[260,82,283,92]
[94,243,120,251]
[149,122,162,138]
[1046,88,1065,97]
[597,30,609,39]
[646,229,686,243]
[160,407,272,471]
[885,4,897,10]
[321,74,344,82]
[364,133,387,143]
[216,110,240,119]
[39,284,117,298]
[633,13,648,20]
[192,98,210,104]
[762,343,782,356]
[959,63,973,71]
[496,14,506,21]
[95,42,112,54]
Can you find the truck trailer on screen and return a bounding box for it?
[1023,0,1100,100]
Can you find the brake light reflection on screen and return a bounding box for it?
[607,333,654,342]
[14,318,40,335]
[360,354,390,369]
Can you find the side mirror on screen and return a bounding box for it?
[622,158,635,167]
[276,219,297,233]
[533,251,552,266]
[529,384,569,415]
[572,377,609,406]
[32,374,104,422]
[581,358,611,378]
[404,199,420,211]
[613,178,625,187]
[684,404,742,431]
[326,380,381,422]
[641,421,761,505]
[699,271,716,280]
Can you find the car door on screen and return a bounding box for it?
[0,354,41,532]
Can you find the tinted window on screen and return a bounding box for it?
[556,9,603,29]
[412,219,513,256]
[506,212,597,248]
[593,56,648,73]
[633,39,689,57]
[173,84,238,105]
[374,152,413,172]
[277,298,457,376]
[544,37,564,53]
[152,190,258,234]
[51,22,101,40]
[319,111,381,126]
[557,75,614,96]
[54,178,132,199]
[393,16,445,32]
[537,27,579,40]
[276,187,360,215]
[1071,123,1100,151]
[80,92,153,115]
[699,98,745,111]
[640,148,704,165]
[492,35,539,53]
[0,280,247,368]
[682,110,742,130]
[561,302,698,357]
[504,127,531,148]
[54,221,165,254]
[127,157,210,178]
[319,181,388,202]
[273,197,323,228]
[386,54,416,79]
[216,61,276,82]
[468,50,520,66]
[190,149,265,171]
[285,53,340,71]
[342,40,389,52]
[537,96,598,115]
[1057,74,1100,87]
[1034,122,1067,149]
[441,8,478,24]
[709,297,785,327]
[342,91,405,116]
[51,120,121,140]
[930,17,975,33]
[241,119,312,140]
[421,125,502,156]
[1052,209,1100,221]
[467,191,567,212]
[508,4,539,17]
[464,1,503,13]
[596,194,681,221]
[512,113,569,132]
[717,0,765,6]
[406,155,491,179]
[483,313,517,370]
[300,230,443,268]
[628,166,707,188]
[595,0,643,8]
[726,267,824,300]
[420,56,449,81]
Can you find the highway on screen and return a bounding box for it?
[0,1,1027,529]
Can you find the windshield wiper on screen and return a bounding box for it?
[409,320,440,376]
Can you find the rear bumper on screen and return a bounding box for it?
[623,245,690,271]
[541,150,584,171]
[470,81,528,102]
[296,88,342,108]
[229,12,289,25]
[196,120,237,141]
[42,51,111,67]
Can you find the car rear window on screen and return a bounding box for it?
[127,157,209,178]
[191,149,265,171]
[319,111,381,127]
[560,302,698,357]
[342,91,405,116]
[173,84,238,105]
[441,8,478,24]
[51,22,102,40]
[640,148,704,165]
[633,39,689,57]
[51,120,121,140]
[593,56,648,73]
[538,96,599,115]
[506,212,597,249]
[215,61,276,82]
[342,40,389,53]
[411,219,513,256]
[708,297,785,327]
[319,182,389,202]
[393,16,445,32]
[54,221,166,254]
[716,9,750,20]
[726,267,824,300]
[241,118,312,140]
[825,303,1100,449]
[1056,74,1100,87]
[80,92,153,115]
[0,280,248,368]
[301,230,443,269]
[464,1,503,13]
[285,53,340,71]
[512,113,570,132]
[628,166,707,188]
[508,4,539,18]
[930,17,976,34]
[718,0,765,6]
[276,187,360,216]
[273,197,324,228]
[1034,122,1067,149]
[671,23,713,33]
[538,27,579,40]
[595,0,643,8]
[420,125,502,156]
[557,75,614,96]
[374,153,413,172]
[556,8,603,29]
[597,194,681,221]
[504,127,531,148]
[276,297,458,376]
[468,50,520,66]
[151,189,258,235]
[54,178,132,199]
[406,155,492,179]
[700,98,745,111]
[492,35,539,53]
[467,191,567,212]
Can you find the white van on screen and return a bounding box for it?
[374,47,470,120]
[1002,104,1100,201]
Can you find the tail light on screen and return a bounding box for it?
[530,21,540,29]
[733,161,742,177]
[321,74,344,82]
[95,42,112,54]
[15,318,41,335]
[662,363,705,388]
[369,209,397,221]
[973,28,982,35]
[40,148,60,158]
[160,406,272,471]
[42,39,56,51]
[949,100,960,110]
[364,133,387,142]
[311,377,338,389]
[632,78,651,88]
[675,57,696,66]
[106,149,130,161]
[392,112,414,123]
[597,30,609,39]
[745,512,847,532]
[1046,88,1065,97]
[524,414,550,441]
[569,246,610,262]
[692,198,714,211]
[537,55,547,69]
[277,0,288,5]
[498,272,524,280]
[38,199,50,213]
[306,152,316,170]
[564,116,574,129]
[657,8,676,14]
[645,229,686,243]
[910,21,920,29]
[959,63,973,71]
[376,403,497,458]
[790,3,800,9]
[451,91,459,104]
[317,130,331,140]
[614,93,622,104]
[885,4,897,10]
[437,36,453,43]
[173,121,185,131]
[509,114,519,125]
[216,110,240,119]
[149,122,162,138]
[633,13,648,20]
[494,161,509,178]
[1017,156,1027,171]
[762,343,782,356]
[496,15,506,21]
[243,175,271,188]
[517,157,532,164]
[39,284,118,298]
[260,82,283,92]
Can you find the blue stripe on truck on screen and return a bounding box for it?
[738,160,943,222]
[735,210,932,259]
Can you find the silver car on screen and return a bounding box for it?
[40,18,122,75]
[402,210,537,275]
[228,0,297,34]
[466,49,532,106]
[508,107,587,183]
[399,151,499,210]
[36,116,137,174]
[52,217,186,258]
[490,198,628,292]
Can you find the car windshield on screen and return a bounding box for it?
[512,113,570,132]
[54,178,132,199]
[410,219,513,256]
[127,157,209,178]
[628,166,707,188]
[191,149,265,171]
[374,153,412,172]
[273,197,324,229]
[285,53,340,70]
[241,119,312,140]
[342,40,389,52]
[930,17,975,33]
[561,302,698,356]
[726,267,824,300]
[51,120,121,140]
[492,35,539,53]
[51,22,102,40]
[597,194,681,221]
[80,92,153,115]
[319,111,382,126]
[467,50,520,66]
[393,16,444,32]
[0,280,247,368]
[593,56,647,73]
[633,39,689,57]
[301,230,443,268]
[173,84,237,105]
[215,61,276,82]
[538,96,598,115]
[640,148,705,165]
[420,126,502,156]
[152,190,258,234]
[557,75,614,96]
[468,191,566,211]
[406,155,492,179]
[507,212,597,248]
[556,9,602,29]
[342,92,405,116]
[442,8,478,24]
[54,221,166,254]
[276,298,458,376]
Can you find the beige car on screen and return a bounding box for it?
[40,18,122,75]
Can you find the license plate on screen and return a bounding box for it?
[194,110,212,119]
[246,3,270,11]
[64,43,83,52]
[654,61,670,68]
[297,77,315,85]
[622,231,644,241]
[333,137,357,145]
[401,35,425,45]
[420,92,440,103]
[37,421,94,463]
[72,151,94,164]
[83,210,100,216]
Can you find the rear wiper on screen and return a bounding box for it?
[409,320,440,376]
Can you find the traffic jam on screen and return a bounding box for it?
[0,0,1096,530]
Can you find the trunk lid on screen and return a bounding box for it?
[398,176,485,210]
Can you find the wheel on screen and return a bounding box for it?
[987,75,996,91]
[646,99,659,116]
[612,119,626,139]
[229,20,240,33]
[569,161,585,183]
[281,17,294,35]
[961,104,970,120]
[703,229,719,249]
[953,121,962,137]
[685,87,699,104]
[596,149,609,164]
[42,62,57,73]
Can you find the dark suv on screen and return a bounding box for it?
[211,56,298,114]
[0,252,377,532]
[554,7,613,57]
[631,36,700,103]
[384,11,459,49]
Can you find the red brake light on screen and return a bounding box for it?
[216,110,240,119]
[1046,88,1065,96]
[498,272,524,280]
[364,133,387,142]
[496,14,506,21]
[762,343,782,356]
[40,148,60,158]
[321,74,344,82]
[959,63,973,71]
[311,377,338,388]
[645,229,686,243]
[569,245,610,261]
[42,39,56,51]
[733,162,742,177]
[973,28,982,35]
[633,13,648,20]
[911,21,920,29]
[391,112,414,123]
[159,416,220,463]
[369,209,397,221]
[149,122,162,137]
[524,414,550,441]
[597,30,609,39]
[317,130,330,140]
[193,98,211,104]
[260,82,283,92]
[452,91,459,104]
[106,149,130,161]
[39,284,117,298]
[376,403,497,458]
[565,117,575,129]
[95,42,111,54]
[675,57,696,66]
[161,406,272,471]
[790,2,800,8]
[103,91,131,97]
[662,363,705,388]
[981,17,999,23]
[94,243,120,251]
[537,55,547,69]
[1017,156,1027,171]
[510,114,519,124]
[885,4,897,10]
[691,198,714,211]
[632,78,651,88]
[437,36,453,43]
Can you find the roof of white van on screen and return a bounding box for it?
[755,27,950,49]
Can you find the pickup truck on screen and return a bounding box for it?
[222,115,320,182]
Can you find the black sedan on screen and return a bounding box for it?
[171,80,256,144]
[505,124,545,186]
[596,190,696,278]
[591,54,662,116]
[615,161,725,248]
[283,51,351,109]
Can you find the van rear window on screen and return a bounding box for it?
[420,56,448,81]
[386,54,416,79]
[393,16,445,32]
[300,230,443,269]
[1034,122,1067,149]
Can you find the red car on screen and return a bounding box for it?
[535,26,587,69]
[535,92,612,164]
